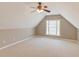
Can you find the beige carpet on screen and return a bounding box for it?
[0,36,79,57]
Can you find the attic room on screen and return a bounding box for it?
[0,2,79,57]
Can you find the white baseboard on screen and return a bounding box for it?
[0,35,34,50]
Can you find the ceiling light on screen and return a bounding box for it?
[37,9,44,13]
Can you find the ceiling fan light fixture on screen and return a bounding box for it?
[31,2,51,13]
[37,9,44,13]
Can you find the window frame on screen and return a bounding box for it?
[46,20,60,36]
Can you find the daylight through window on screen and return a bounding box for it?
[46,20,60,36]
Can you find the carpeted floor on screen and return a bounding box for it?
[0,36,79,57]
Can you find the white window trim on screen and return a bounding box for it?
[46,20,60,36]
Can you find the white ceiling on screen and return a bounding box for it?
[0,2,79,29]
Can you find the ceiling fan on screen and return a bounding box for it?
[31,2,51,13]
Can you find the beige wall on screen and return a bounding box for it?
[77,29,79,40]
[35,15,77,40]
[0,28,34,48]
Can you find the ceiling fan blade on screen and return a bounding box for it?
[30,7,36,9]
[43,9,51,13]
[31,10,36,13]
[44,6,48,8]
[38,2,41,5]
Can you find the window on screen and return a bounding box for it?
[46,20,60,36]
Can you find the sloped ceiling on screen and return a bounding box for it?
[0,2,79,29]
[55,2,79,29]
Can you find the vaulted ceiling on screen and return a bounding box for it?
[0,2,79,29]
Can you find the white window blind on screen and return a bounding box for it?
[46,20,60,36]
